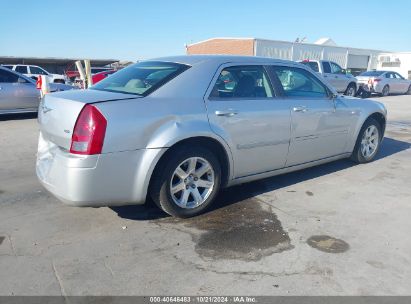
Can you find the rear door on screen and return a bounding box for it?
[205,64,291,178]
[0,68,39,111]
[384,72,398,92]
[271,65,352,166]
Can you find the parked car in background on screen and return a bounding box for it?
[0,66,75,114]
[36,55,386,218]
[298,59,358,96]
[92,70,116,84]
[2,64,66,84]
[65,66,114,83]
[356,70,411,96]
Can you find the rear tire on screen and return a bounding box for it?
[350,118,382,164]
[380,85,389,97]
[345,83,357,97]
[150,145,221,218]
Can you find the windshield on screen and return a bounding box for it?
[359,71,385,76]
[91,61,190,96]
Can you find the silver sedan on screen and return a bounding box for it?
[0,66,75,115]
[36,56,387,217]
[356,70,411,96]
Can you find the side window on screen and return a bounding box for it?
[386,72,395,79]
[0,69,19,83]
[395,73,404,80]
[273,66,329,98]
[15,66,28,74]
[210,65,273,99]
[30,66,48,75]
[330,62,343,74]
[322,62,331,73]
[300,61,319,73]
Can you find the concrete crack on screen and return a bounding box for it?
[104,259,115,278]
[52,261,67,297]
[8,235,16,256]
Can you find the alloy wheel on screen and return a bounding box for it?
[360,125,379,159]
[346,86,356,97]
[169,157,215,209]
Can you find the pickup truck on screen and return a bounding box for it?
[299,60,358,96]
[2,64,66,84]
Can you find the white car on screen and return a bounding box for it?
[356,70,411,96]
[2,64,66,84]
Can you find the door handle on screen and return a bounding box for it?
[215,109,238,117]
[293,106,308,113]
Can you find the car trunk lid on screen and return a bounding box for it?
[38,89,137,150]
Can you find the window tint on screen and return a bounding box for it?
[0,69,19,83]
[210,65,273,99]
[91,61,189,96]
[300,61,319,73]
[30,66,48,75]
[15,66,28,74]
[330,62,343,74]
[322,62,331,73]
[2,65,13,70]
[273,66,328,98]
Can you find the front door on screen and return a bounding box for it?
[271,65,352,166]
[206,64,291,178]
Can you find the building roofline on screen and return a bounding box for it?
[186,37,392,53]
[186,37,255,47]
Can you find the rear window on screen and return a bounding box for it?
[15,66,28,74]
[300,61,319,73]
[91,61,189,96]
[359,71,385,76]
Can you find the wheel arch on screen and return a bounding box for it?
[148,135,233,194]
[349,111,386,153]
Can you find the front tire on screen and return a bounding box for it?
[406,85,411,95]
[350,118,382,163]
[150,146,221,218]
[345,83,357,97]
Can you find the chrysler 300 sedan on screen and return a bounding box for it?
[36,55,387,217]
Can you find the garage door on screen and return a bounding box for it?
[347,54,369,69]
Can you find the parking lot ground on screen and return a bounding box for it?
[0,95,410,296]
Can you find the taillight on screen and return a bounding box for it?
[70,105,107,155]
[373,78,381,82]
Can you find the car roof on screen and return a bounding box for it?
[149,55,296,66]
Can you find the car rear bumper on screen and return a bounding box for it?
[36,132,166,207]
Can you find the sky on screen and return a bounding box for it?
[1,0,411,61]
